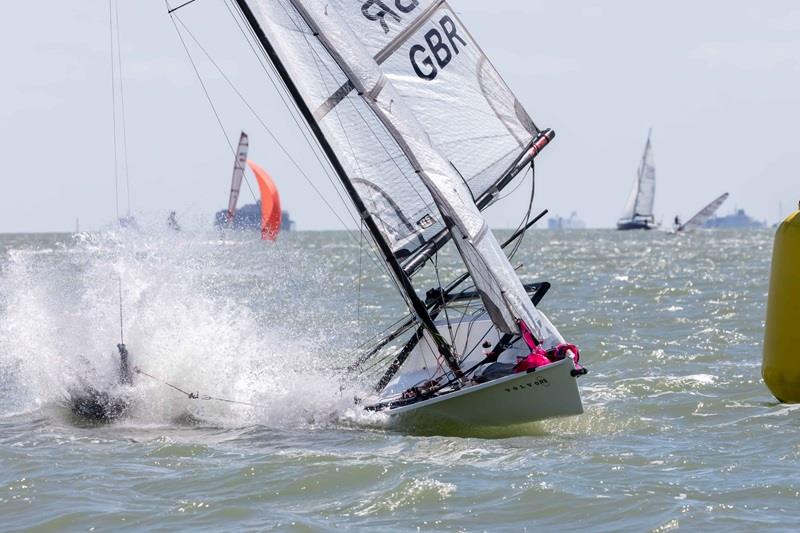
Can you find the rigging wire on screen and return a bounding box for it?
[166,4,261,205]
[226,0,431,293]
[221,0,414,325]
[433,251,456,349]
[190,4,396,287]
[167,6,231,155]
[221,2,362,231]
[168,5,391,334]
[113,1,132,217]
[172,8,396,308]
[109,0,128,345]
[135,367,269,408]
[256,1,412,292]
[506,161,537,261]
[108,0,120,222]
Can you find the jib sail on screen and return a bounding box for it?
[621,131,656,221]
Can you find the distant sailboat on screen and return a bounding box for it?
[674,193,729,233]
[215,131,284,240]
[617,131,657,230]
[225,132,249,225]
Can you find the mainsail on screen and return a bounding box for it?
[678,192,729,233]
[621,131,656,221]
[226,131,250,224]
[238,0,555,341]
[238,0,540,267]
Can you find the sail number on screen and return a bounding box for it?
[409,16,467,81]
[361,0,420,34]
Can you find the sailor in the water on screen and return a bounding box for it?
[69,343,134,421]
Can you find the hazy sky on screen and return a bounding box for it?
[1,1,798,233]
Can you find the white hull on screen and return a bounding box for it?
[365,311,585,429]
[377,358,583,429]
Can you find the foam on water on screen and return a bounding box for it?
[2,228,799,530]
[0,226,366,428]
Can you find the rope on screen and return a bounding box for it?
[134,367,269,409]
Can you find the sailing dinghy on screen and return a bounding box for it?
[218,132,283,239]
[617,131,658,230]
[674,193,729,233]
[215,0,587,427]
[224,131,250,225]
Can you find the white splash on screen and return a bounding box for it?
[0,225,363,428]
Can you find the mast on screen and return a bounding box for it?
[233,0,463,377]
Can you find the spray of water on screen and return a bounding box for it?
[0,223,372,428]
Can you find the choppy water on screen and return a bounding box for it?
[1,227,796,531]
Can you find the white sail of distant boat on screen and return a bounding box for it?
[675,193,729,233]
[225,131,249,224]
[191,0,586,427]
[617,131,657,230]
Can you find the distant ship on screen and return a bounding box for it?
[704,209,765,229]
[215,202,295,232]
[548,212,586,230]
[674,192,729,233]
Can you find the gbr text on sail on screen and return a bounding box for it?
[361,0,468,81]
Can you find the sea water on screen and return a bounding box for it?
[0,227,796,531]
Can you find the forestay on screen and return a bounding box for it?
[243,0,555,340]
[622,133,656,220]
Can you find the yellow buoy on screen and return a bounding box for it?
[763,202,800,402]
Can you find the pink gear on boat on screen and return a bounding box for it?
[514,320,583,373]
